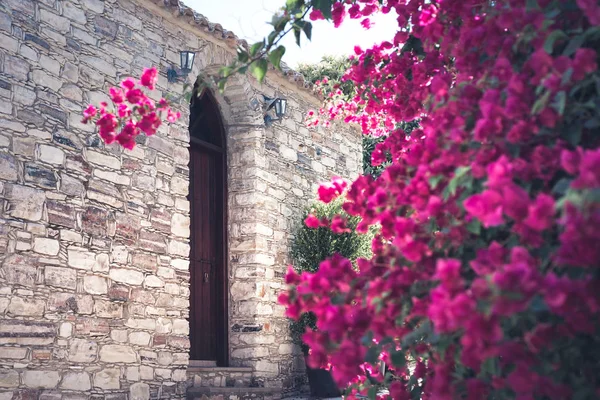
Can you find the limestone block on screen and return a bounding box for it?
[7,297,45,316]
[38,144,65,165]
[45,266,77,289]
[139,365,153,380]
[172,369,187,382]
[67,247,96,270]
[0,32,18,52]
[86,150,121,169]
[111,245,129,264]
[157,352,173,366]
[68,338,98,363]
[129,382,150,400]
[3,55,30,81]
[170,175,188,195]
[6,184,45,221]
[168,240,189,258]
[22,370,60,388]
[170,213,190,238]
[155,368,171,379]
[59,322,73,338]
[1,254,37,286]
[129,331,151,346]
[111,329,128,343]
[0,370,19,388]
[93,368,120,390]
[83,275,108,294]
[143,275,163,288]
[231,347,269,359]
[62,2,87,24]
[99,345,137,363]
[0,347,27,359]
[61,371,91,391]
[94,300,123,318]
[109,268,144,285]
[32,69,63,91]
[0,153,17,181]
[39,9,70,32]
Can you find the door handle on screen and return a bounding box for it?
[204,272,209,283]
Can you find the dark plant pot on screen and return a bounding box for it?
[303,347,342,398]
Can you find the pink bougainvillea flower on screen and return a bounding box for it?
[331,2,346,28]
[331,215,351,234]
[309,8,324,21]
[167,109,181,123]
[120,77,136,90]
[317,176,347,203]
[109,87,124,104]
[125,88,145,104]
[304,214,320,229]
[81,105,97,123]
[463,190,504,227]
[140,67,158,90]
[115,121,138,150]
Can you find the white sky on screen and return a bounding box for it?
[184,0,398,68]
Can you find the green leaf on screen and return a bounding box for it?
[543,30,568,54]
[365,346,379,364]
[249,40,265,57]
[271,15,289,32]
[367,386,378,400]
[390,350,406,368]
[561,68,573,86]
[312,0,333,19]
[466,219,481,235]
[268,46,286,70]
[552,90,567,115]
[552,178,572,195]
[267,31,278,46]
[249,59,268,83]
[237,50,249,63]
[562,34,586,57]
[294,27,302,46]
[428,175,443,189]
[219,66,233,78]
[584,118,600,129]
[531,90,551,115]
[303,21,313,41]
[446,166,471,198]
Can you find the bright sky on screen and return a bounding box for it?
[184,0,398,68]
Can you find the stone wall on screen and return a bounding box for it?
[0,0,362,398]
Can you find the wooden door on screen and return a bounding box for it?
[189,141,224,362]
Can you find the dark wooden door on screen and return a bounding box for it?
[189,141,224,362]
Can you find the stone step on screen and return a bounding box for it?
[186,386,283,400]
[188,366,255,388]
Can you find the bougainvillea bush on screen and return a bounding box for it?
[268,0,600,399]
[290,197,372,348]
[82,67,180,149]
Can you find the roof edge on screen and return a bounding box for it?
[148,0,322,99]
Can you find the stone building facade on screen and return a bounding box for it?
[0,0,362,398]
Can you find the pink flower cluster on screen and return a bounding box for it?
[282,0,600,398]
[82,68,180,149]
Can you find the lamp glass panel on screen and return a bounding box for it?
[180,51,195,71]
[278,99,287,117]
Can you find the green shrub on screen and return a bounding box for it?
[289,197,372,349]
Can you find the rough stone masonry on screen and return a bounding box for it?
[0,0,362,398]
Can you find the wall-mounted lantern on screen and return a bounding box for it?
[263,95,288,127]
[167,50,196,83]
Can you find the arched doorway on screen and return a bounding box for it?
[188,87,228,366]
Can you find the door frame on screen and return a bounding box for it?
[188,90,229,367]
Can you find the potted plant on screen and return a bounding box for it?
[290,197,372,398]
